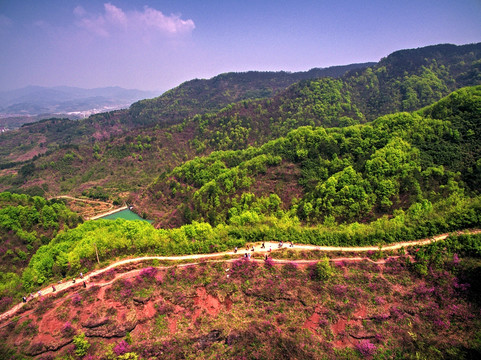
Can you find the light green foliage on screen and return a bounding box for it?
[73,332,90,357]
[0,192,82,308]
[401,66,448,110]
[308,166,375,221]
[148,86,481,227]
[314,257,333,281]
[118,353,139,360]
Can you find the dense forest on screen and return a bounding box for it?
[0,63,373,170]
[0,193,82,312]
[143,86,481,227]
[0,43,480,200]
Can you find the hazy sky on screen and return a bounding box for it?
[1,0,480,92]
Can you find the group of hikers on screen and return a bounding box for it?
[20,240,297,304]
[232,240,295,261]
[22,272,87,303]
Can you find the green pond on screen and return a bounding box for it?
[100,209,153,223]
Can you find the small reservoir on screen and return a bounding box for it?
[99,209,152,223]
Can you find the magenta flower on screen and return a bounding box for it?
[113,340,131,356]
[356,339,377,357]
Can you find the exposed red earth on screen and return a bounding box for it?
[3,229,479,322]
[1,229,479,359]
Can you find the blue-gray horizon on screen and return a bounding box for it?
[0,0,480,92]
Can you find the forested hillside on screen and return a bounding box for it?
[0,63,371,169]
[185,43,481,152]
[1,43,479,200]
[128,64,375,127]
[143,86,481,228]
[0,43,479,206]
[0,193,81,312]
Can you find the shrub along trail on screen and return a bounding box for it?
[1,228,478,322]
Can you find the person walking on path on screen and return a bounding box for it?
[22,296,27,303]
[52,285,56,292]
[83,281,87,288]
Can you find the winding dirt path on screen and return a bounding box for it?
[1,229,478,322]
[49,195,113,206]
[49,195,127,220]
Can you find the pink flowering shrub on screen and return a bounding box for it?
[374,296,386,305]
[62,321,76,337]
[104,269,116,280]
[414,283,435,297]
[433,319,450,330]
[138,267,158,281]
[373,313,390,322]
[230,258,258,279]
[83,355,97,360]
[0,296,13,313]
[264,257,274,268]
[332,285,348,297]
[283,261,299,271]
[356,339,377,357]
[72,293,82,305]
[120,279,133,298]
[452,253,460,265]
[389,306,405,320]
[113,340,131,356]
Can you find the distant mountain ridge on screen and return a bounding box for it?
[128,62,376,127]
[0,86,159,128]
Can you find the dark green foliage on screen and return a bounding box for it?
[127,65,372,128]
[18,163,35,178]
[418,86,481,191]
[81,187,110,201]
[187,43,481,152]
